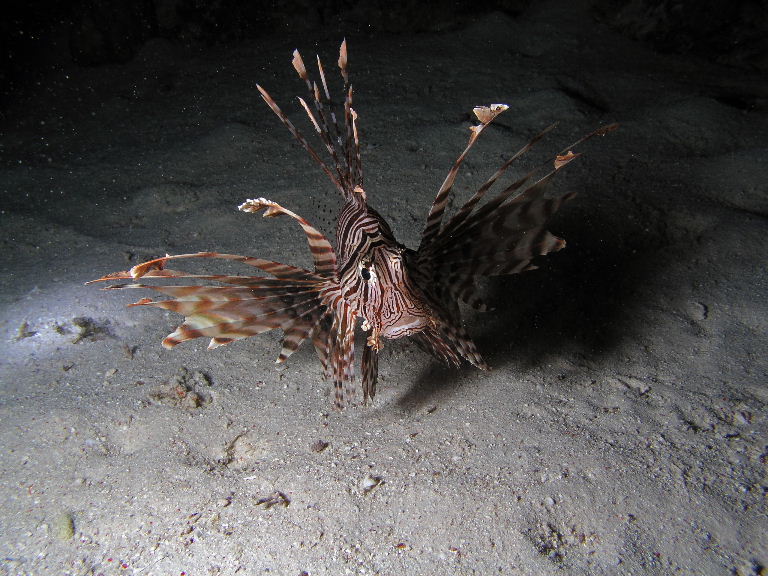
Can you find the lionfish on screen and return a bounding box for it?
[89,41,616,409]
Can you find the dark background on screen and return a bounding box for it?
[3,0,767,93]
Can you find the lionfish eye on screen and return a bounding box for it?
[360,267,371,281]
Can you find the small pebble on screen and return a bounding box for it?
[311,440,329,453]
[732,411,751,426]
[361,474,384,494]
[53,512,75,541]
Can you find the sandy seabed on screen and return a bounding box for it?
[1,2,766,575]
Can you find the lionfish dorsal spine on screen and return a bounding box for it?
[256,84,344,194]
[258,40,362,198]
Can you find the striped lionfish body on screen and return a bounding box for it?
[89,42,616,409]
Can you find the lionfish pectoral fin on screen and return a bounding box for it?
[450,323,489,371]
[554,151,580,169]
[411,120,616,381]
[276,315,322,364]
[421,102,510,246]
[472,104,508,124]
[90,249,339,386]
[209,337,235,349]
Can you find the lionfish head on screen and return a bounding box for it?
[357,242,434,350]
[337,192,434,350]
